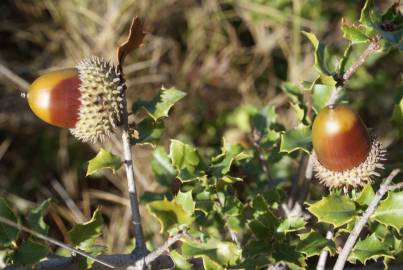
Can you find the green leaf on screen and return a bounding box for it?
[355,184,375,206]
[277,217,306,234]
[348,233,393,264]
[170,250,192,270]
[281,82,304,103]
[280,125,311,154]
[312,84,334,113]
[251,105,278,133]
[273,243,306,270]
[133,87,186,121]
[86,148,122,176]
[68,208,103,247]
[27,199,51,235]
[302,31,333,75]
[0,198,19,245]
[308,194,356,227]
[249,211,278,239]
[131,118,164,146]
[201,256,224,270]
[169,140,204,181]
[359,0,375,26]
[341,23,370,44]
[181,239,240,267]
[12,239,49,266]
[211,142,251,176]
[297,231,335,257]
[243,240,272,257]
[151,147,176,187]
[176,190,195,216]
[148,198,193,232]
[372,191,403,231]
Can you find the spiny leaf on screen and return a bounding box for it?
[297,231,335,257]
[0,198,19,245]
[302,31,334,75]
[277,217,306,234]
[312,84,334,113]
[175,190,195,216]
[28,199,51,235]
[280,125,311,154]
[86,148,122,176]
[348,233,394,264]
[170,250,192,270]
[307,194,356,227]
[148,198,193,232]
[341,19,370,44]
[152,146,176,187]
[355,183,375,206]
[133,87,186,121]
[12,239,49,266]
[211,141,251,176]
[131,118,164,146]
[372,191,403,231]
[68,208,103,247]
[169,140,204,181]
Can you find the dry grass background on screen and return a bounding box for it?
[0,0,400,261]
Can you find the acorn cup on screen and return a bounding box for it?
[27,56,126,143]
[311,104,386,188]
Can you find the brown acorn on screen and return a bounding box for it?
[27,56,125,143]
[312,104,386,188]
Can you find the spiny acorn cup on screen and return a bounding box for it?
[311,104,386,188]
[27,56,125,143]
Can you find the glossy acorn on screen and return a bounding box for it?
[311,104,385,188]
[27,56,126,143]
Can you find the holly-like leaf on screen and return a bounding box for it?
[211,142,251,176]
[302,31,334,75]
[273,243,307,270]
[170,250,192,270]
[27,199,51,235]
[280,125,311,154]
[176,190,195,216]
[249,211,278,239]
[391,98,403,137]
[359,0,377,27]
[341,21,370,44]
[372,191,403,231]
[348,233,393,264]
[0,198,19,246]
[86,148,122,176]
[277,217,306,234]
[312,84,334,113]
[133,87,186,121]
[251,105,278,134]
[12,239,49,266]
[297,231,335,257]
[355,183,375,206]
[181,239,240,267]
[131,118,164,146]
[68,208,103,247]
[307,194,356,227]
[169,140,204,181]
[281,82,304,103]
[148,198,193,232]
[151,147,176,187]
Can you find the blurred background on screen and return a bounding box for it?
[0,0,401,258]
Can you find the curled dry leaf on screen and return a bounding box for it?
[117,17,146,67]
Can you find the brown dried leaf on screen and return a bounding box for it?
[117,17,146,67]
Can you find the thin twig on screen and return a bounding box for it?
[327,37,381,106]
[333,169,401,270]
[0,216,115,269]
[120,81,147,256]
[131,228,189,269]
[316,228,334,270]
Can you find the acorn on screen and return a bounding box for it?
[311,104,386,188]
[27,56,125,143]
